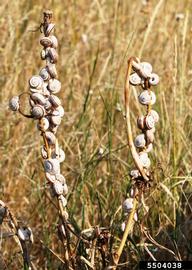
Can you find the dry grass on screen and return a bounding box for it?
[0,0,192,269]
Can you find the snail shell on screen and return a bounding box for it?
[134,134,146,148]
[122,198,133,213]
[129,73,141,86]
[145,129,155,144]
[47,63,58,78]
[37,117,49,131]
[49,125,58,134]
[145,115,155,129]
[41,49,47,60]
[30,93,46,105]
[149,73,159,86]
[0,204,7,225]
[130,169,140,179]
[138,90,156,106]
[55,173,66,183]
[39,68,50,81]
[53,180,64,195]
[140,62,152,77]
[45,172,56,183]
[9,96,20,111]
[59,195,67,207]
[144,143,153,153]
[49,95,61,107]
[149,110,159,123]
[63,184,68,196]
[44,100,52,111]
[29,97,35,108]
[49,35,58,49]
[137,116,145,130]
[50,115,62,126]
[139,152,151,168]
[40,37,53,48]
[45,23,55,36]
[47,48,58,63]
[41,145,48,159]
[18,227,33,242]
[31,105,45,119]
[29,75,44,90]
[52,148,65,163]
[48,79,61,93]
[45,131,56,145]
[52,105,65,117]
[44,158,60,175]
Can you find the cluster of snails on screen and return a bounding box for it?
[121,59,159,230]
[9,11,69,219]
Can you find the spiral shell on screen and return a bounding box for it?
[52,105,64,117]
[50,35,58,49]
[145,143,153,153]
[45,172,56,183]
[140,62,152,77]
[138,90,156,106]
[41,49,47,60]
[145,129,155,144]
[39,68,50,81]
[37,117,49,131]
[49,95,61,107]
[137,116,145,130]
[48,79,61,93]
[145,115,155,129]
[59,195,67,207]
[44,158,60,175]
[129,73,141,86]
[122,198,133,213]
[9,96,20,111]
[40,37,53,48]
[134,134,146,148]
[18,227,33,242]
[47,48,58,63]
[53,180,64,195]
[53,148,65,163]
[149,73,160,86]
[47,63,58,78]
[45,131,56,145]
[149,110,159,123]
[139,152,151,168]
[44,100,52,111]
[41,146,48,159]
[130,169,140,179]
[29,75,44,90]
[55,173,66,183]
[50,115,62,126]
[30,93,46,105]
[63,184,68,196]
[45,23,55,36]
[31,105,45,119]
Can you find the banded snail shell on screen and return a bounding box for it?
[52,105,64,117]
[129,73,141,86]
[47,48,58,63]
[29,75,44,90]
[41,49,47,60]
[145,115,155,129]
[140,62,153,77]
[50,115,62,126]
[30,93,46,105]
[53,148,65,163]
[122,198,133,213]
[44,100,52,111]
[47,63,58,78]
[149,110,159,123]
[45,131,56,145]
[18,227,32,242]
[29,97,35,108]
[31,105,45,119]
[130,169,140,179]
[40,37,53,48]
[134,134,146,148]
[139,152,151,168]
[9,96,20,111]
[44,158,60,175]
[138,90,156,106]
[48,79,61,93]
[55,173,66,184]
[53,180,64,195]
[49,95,61,107]
[39,68,50,81]
[45,172,56,183]
[49,35,58,49]
[59,195,67,207]
[37,117,49,131]
[45,23,55,36]
[149,73,159,86]
[145,129,155,144]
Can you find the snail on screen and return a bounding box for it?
[9,96,20,111]
[52,105,64,117]
[17,227,33,242]
[140,62,152,77]
[148,109,159,123]
[149,73,160,86]
[129,73,141,86]
[49,35,58,49]
[48,79,61,93]
[29,75,44,90]
[138,152,151,168]
[47,48,58,63]
[134,134,146,148]
[44,158,60,175]
[37,117,49,131]
[144,115,155,129]
[50,115,62,126]
[53,180,65,196]
[30,93,46,105]
[45,131,56,145]
[47,63,58,78]
[59,195,67,207]
[122,198,133,213]
[49,95,61,107]
[39,68,50,81]
[40,37,53,48]
[145,129,155,144]
[130,169,141,179]
[52,148,65,163]
[44,23,55,37]
[138,90,156,106]
[31,105,45,119]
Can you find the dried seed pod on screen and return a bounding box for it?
[139,152,151,168]
[130,169,140,179]
[122,198,133,213]
[129,73,141,86]
[140,62,153,77]
[45,23,55,36]
[148,110,159,123]
[59,195,67,207]
[45,131,56,145]
[138,90,156,106]
[47,48,58,63]
[9,96,20,111]
[49,35,58,49]
[134,134,146,148]
[50,115,62,125]
[49,95,61,107]
[31,105,45,119]
[137,116,145,130]
[145,129,155,144]
[47,63,58,78]
[145,115,155,129]
[30,93,46,105]
[44,158,60,175]
[29,75,44,90]
[48,79,61,93]
[37,117,49,131]
[149,73,159,86]
[39,68,50,81]
[40,37,53,48]
[53,180,64,195]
